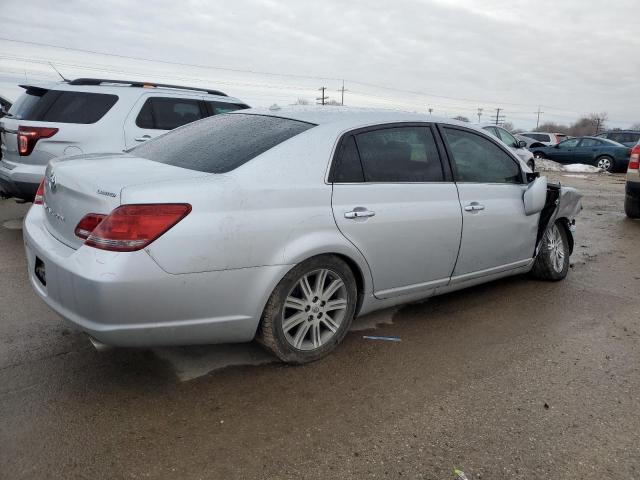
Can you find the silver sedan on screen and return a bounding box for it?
[23,108,582,363]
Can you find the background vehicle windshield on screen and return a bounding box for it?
[131,113,315,173]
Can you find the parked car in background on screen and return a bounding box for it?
[624,142,640,218]
[531,136,632,172]
[24,108,582,363]
[481,124,535,170]
[519,132,567,146]
[0,94,11,118]
[0,78,249,201]
[596,130,640,147]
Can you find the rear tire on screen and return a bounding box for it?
[625,195,640,219]
[596,155,614,172]
[531,221,570,281]
[258,255,357,364]
[533,152,546,159]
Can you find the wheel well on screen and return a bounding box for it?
[556,218,574,255]
[333,253,366,316]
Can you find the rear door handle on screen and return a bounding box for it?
[344,208,376,219]
[135,135,152,142]
[464,202,485,212]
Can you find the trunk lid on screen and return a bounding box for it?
[43,154,207,249]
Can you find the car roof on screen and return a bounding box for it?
[18,79,245,104]
[235,105,475,131]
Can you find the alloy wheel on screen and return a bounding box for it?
[597,157,612,171]
[546,224,566,273]
[282,269,349,351]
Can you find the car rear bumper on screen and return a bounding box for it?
[0,160,44,200]
[626,179,640,199]
[23,206,289,347]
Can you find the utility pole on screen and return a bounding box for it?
[316,87,328,105]
[477,107,483,123]
[494,108,505,126]
[428,108,433,115]
[535,106,543,129]
[339,80,348,106]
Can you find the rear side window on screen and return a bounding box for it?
[131,113,314,173]
[9,89,117,124]
[331,136,364,182]
[136,97,205,130]
[580,138,601,147]
[443,128,521,184]
[353,127,444,182]
[205,101,249,115]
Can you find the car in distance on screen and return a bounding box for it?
[480,124,536,170]
[0,94,11,118]
[531,136,632,172]
[624,142,640,218]
[596,130,640,148]
[23,108,582,363]
[519,132,567,146]
[0,78,249,201]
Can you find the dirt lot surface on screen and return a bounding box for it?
[1,172,638,479]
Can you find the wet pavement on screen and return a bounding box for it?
[1,172,639,479]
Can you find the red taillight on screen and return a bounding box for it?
[17,126,59,156]
[84,204,191,252]
[629,145,640,171]
[33,179,45,205]
[75,213,107,239]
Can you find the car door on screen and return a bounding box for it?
[574,138,600,164]
[123,94,207,149]
[440,126,539,282]
[331,124,462,299]
[550,138,580,163]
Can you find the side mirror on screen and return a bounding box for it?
[517,140,527,148]
[523,176,547,216]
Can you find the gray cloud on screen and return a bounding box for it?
[1,0,639,129]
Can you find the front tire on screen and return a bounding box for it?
[531,221,570,281]
[625,195,640,218]
[533,151,546,159]
[258,255,357,364]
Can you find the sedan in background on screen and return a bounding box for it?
[23,108,581,363]
[531,136,632,172]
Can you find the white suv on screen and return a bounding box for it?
[0,78,248,201]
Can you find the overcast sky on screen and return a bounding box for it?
[1,0,639,129]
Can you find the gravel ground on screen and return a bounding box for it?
[0,172,638,479]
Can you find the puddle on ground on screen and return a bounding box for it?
[155,307,399,381]
[2,218,23,230]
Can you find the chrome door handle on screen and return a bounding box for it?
[464,202,485,212]
[135,135,152,142]
[344,209,376,219]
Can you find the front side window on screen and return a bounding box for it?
[354,126,444,182]
[136,97,204,130]
[443,127,521,184]
[206,101,249,115]
[559,138,580,148]
[495,127,519,148]
[131,113,314,173]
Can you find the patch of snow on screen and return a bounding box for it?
[562,174,588,179]
[536,159,602,173]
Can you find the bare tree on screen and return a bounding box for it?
[537,122,570,134]
[325,99,342,106]
[453,115,469,122]
[293,98,310,105]
[631,122,640,130]
[502,121,514,132]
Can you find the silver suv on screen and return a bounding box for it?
[0,78,248,201]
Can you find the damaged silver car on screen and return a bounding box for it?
[23,108,582,364]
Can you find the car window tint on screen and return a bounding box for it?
[496,127,518,148]
[136,97,204,130]
[559,138,580,148]
[14,90,117,124]
[354,127,443,182]
[580,138,599,147]
[205,101,249,115]
[131,113,314,173]
[331,136,364,182]
[443,127,521,184]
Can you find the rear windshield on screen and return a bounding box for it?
[130,113,315,173]
[7,88,118,124]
